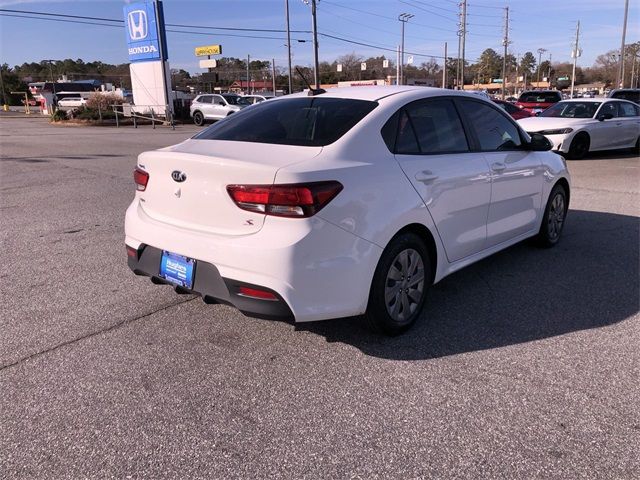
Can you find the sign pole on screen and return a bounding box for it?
[153,0,172,125]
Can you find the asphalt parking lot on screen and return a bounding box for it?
[1,114,638,479]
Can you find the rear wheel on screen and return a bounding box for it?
[365,232,431,336]
[566,133,589,160]
[193,111,205,126]
[537,184,568,248]
[634,136,639,154]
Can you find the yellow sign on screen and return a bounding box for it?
[195,45,222,56]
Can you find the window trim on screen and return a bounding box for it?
[382,96,473,156]
[453,97,527,153]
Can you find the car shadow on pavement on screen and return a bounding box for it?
[297,209,639,360]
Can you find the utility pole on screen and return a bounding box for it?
[310,0,320,88]
[617,0,629,88]
[396,45,400,85]
[537,48,547,86]
[501,6,509,100]
[285,0,293,94]
[398,13,414,86]
[272,59,277,94]
[570,21,580,98]
[460,0,467,91]
[443,42,448,88]
[246,54,250,94]
[548,53,552,83]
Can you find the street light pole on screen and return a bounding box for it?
[310,0,320,89]
[617,0,629,88]
[398,13,414,86]
[537,48,547,86]
[570,21,580,98]
[285,0,293,94]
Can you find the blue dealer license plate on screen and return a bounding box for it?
[159,251,195,289]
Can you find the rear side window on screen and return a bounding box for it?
[381,98,469,154]
[406,99,468,153]
[197,95,212,104]
[458,99,522,151]
[194,97,377,146]
[618,102,638,117]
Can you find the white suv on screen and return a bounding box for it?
[127,86,570,335]
[190,93,244,126]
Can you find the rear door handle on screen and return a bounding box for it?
[491,162,506,173]
[415,170,438,183]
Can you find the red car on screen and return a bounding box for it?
[493,99,534,120]
[515,90,562,114]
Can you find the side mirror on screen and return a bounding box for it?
[597,113,614,122]
[528,132,553,151]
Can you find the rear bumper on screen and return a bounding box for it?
[128,245,294,321]
[125,199,383,322]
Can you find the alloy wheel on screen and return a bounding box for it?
[548,193,565,240]
[384,248,425,323]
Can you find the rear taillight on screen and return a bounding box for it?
[226,181,343,218]
[126,245,138,259]
[133,167,149,191]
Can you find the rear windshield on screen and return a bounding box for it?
[540,101,600,118]
[518,92,562,103]
[610,90,640,103]
[193,97,378,146]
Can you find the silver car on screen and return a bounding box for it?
[190,94,244,126]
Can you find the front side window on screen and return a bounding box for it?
[194,97,377,146]
[597,102,618,118]
[458,99,522,151]
[212,95,225,105]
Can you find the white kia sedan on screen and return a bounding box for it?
[126,86,570,335]
[518,98,640,159]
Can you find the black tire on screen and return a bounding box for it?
[536,183,568,248]
[566,133,590,160]
[365,232,431,336]
[193,111,205,126]
[634,136,639,155]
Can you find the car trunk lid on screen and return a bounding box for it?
[137,140,322,236]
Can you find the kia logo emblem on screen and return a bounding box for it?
[128,10,148,41]
[171,171,187,182]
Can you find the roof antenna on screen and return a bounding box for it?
[296,67,326,96]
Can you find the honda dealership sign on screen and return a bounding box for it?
[123,1,167,63]
[123,0,172,116]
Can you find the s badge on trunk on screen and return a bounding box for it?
[171,171,187,183]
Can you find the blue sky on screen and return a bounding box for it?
[0,0,638,73]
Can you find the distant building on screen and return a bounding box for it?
[228,80,273,93]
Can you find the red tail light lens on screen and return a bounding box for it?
[237,286,278,301]
[133,168,149,191]
[227,181,343,218]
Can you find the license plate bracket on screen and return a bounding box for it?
[159,251,195,289]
